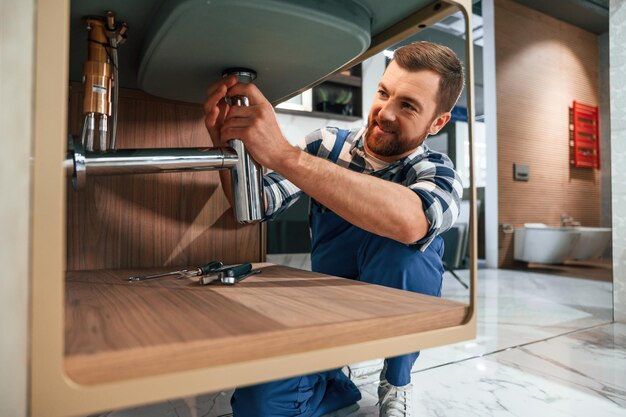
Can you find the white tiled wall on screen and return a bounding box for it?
[610,0,626,323]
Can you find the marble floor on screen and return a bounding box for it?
[97,257,622,417]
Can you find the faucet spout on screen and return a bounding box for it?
[560,214,580,228]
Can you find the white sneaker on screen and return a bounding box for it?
[378,383,413,417]
[378,379,391,404]
[320,403,360,417]
[377,360,390,402]
[347,359,385,384]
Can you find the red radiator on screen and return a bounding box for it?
[570,101,600,169]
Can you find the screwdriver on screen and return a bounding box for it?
[128,261,224,282]
[200,263,256,285]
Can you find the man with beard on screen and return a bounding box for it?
[203,41,465,417]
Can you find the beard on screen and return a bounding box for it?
[364,119,428,158]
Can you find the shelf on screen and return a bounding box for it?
[64,263,469,385]
[274,67,362,120]
[276,107,362,122]
[325,74,362,87]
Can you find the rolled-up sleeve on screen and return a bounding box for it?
[263,172,303,220]
[406,155,463,251]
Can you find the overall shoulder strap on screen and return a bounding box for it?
[310,128,351,213]
[328,128,350,164]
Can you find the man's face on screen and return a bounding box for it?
[364,60,451,160]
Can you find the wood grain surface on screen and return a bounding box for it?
[64,264,468,384]
[66,84,262,270]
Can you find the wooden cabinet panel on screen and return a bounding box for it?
[66,85,262,269]
[65,264,469,385]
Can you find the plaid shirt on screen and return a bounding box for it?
[263,126,463,250]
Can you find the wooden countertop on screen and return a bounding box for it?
[65,264,468,385]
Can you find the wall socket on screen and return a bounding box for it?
[513,163,529,181]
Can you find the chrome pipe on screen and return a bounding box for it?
[66,131,262,224]
[85,113,95,151]
[65,138,238,188]
[98,114,108,151]
[68,148,238,176]
[110,39,119,150]
[228,138,264,223]
[80,115,88,148]
[223,68,264,224]
[83,149,237,175]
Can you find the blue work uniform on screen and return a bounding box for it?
[232,128,458,417]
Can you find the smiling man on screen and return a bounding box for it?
[204,41,465,417]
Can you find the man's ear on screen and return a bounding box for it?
[428,112,451,135]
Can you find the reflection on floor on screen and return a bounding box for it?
[99,257,621,417]
[525,259,613,282]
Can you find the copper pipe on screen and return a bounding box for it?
[82,18,112,118]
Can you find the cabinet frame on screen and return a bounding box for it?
[29,1,478,416]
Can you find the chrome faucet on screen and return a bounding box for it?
[560,214,581,228]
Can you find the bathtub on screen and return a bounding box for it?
[514,225,611,264]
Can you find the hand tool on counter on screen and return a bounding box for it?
[200,263,262,285]
[128,261,224,282]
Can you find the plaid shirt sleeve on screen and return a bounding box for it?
[263,128,329,220]
[263,171,303,221]
[406,151,463,251]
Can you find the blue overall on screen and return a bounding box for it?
[231,130,445,417]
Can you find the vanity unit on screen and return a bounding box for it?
[30,0,478,416]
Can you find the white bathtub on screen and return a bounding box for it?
[514,225,611,264]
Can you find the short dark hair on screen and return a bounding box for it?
[392,41,465,115]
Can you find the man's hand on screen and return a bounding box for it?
[218,82,299,172]
[203,74,238,147]
[203,75,242,206]
[203,77,297,210]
